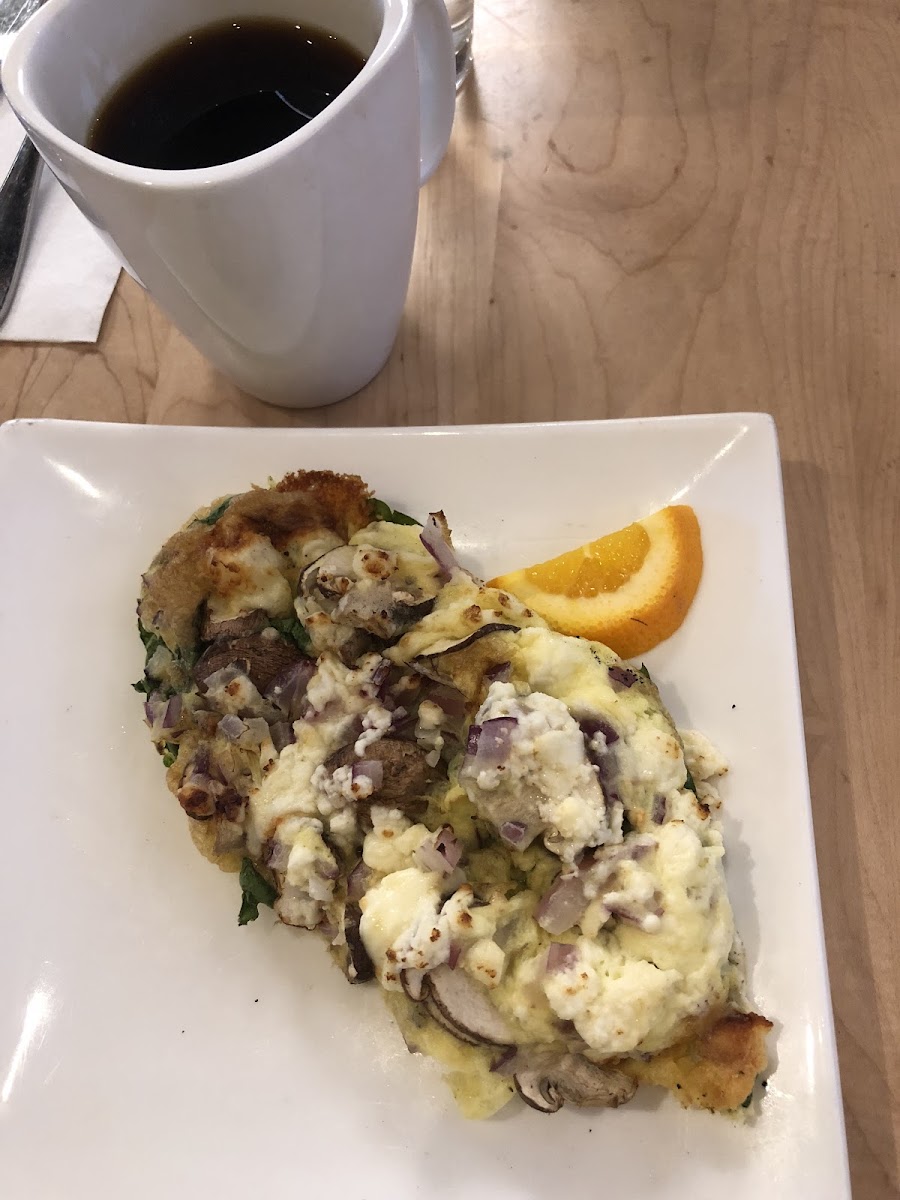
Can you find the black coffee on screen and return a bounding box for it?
[87,17,366,170]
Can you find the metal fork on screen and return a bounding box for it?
[0,0,47,324]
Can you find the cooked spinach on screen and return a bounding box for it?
[271,616,312,653]
[238,858,278,925]
[194,496,234,526]
[371,498,420,526]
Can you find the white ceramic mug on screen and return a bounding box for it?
[2,0,455,407]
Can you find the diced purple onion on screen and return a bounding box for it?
[578,716,619,748]
[162,693,183,729]
[371,659,392,690]
[651,794,667,824]
[447,942,462,970]
[546,942,579,973]
[264,838,291,873]
[218,714,247,741]
[269,720,296,754]
[264,658,315,719]
[143,694,164,727]
[420,512,459,579]
[434,826,462,869]
[352,759,384,792]
[347,859,371,901]
[608,665,639,691]
[423,682,467,719]
[416,825,462,876]
[318,920,339,944]
[473,716,517,766]
[607,904,643,926]
[485,661,511,684]
[213,820,244,854]
[536,874,589,934]
[465,723,482,755]
[499,821,529,847]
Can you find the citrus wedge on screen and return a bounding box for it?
[488,505,702,658]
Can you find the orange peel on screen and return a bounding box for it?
[488,505,702,658]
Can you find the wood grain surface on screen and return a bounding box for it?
[1,0,898,1194]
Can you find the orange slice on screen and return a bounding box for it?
[488,505,702,658]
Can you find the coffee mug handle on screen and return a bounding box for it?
[412,0,456,184]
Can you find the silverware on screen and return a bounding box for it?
[0,0,47,324]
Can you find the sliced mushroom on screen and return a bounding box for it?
[422,993,484,1045]
[193,633,306,693]
[199,606,268,641]
[514,1055,638,1113]
[325,738,439,808]
[343,902,375,983]
[424,964,515,1047]
[300,543,442,643]
[415,622,520,662]
[400,968,427,1001]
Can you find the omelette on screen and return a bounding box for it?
[135,470,771,1118]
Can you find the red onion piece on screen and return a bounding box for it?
[536,874,589,935]
[651,794,667,824]
[434,826,462,869]
[371,659,392,690]
[465,723,482,755]
[269,720,296,753]
[218,714,247,741]
[264,658,315,719]
[352,759,384,792]
[422,682,468,719]
[264,837,291,873]
[499,821,528,847]
[415,825,462,876]
[420,512,459,579]
[474,716,517,766]
[347,859,371,902]
[607,665,639,691]
[546,942,579,973]
[579,716,619,749]
[213,819,244,854]
[162,693,183,729]
[485,661,511,684]
[607,904,642,926]
[447,941,462,970]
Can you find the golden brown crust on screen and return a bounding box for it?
[272,469,373,538]
[138,470,373,652]
[615,1009,772,1111]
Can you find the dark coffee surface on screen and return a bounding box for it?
[88,17,366,170]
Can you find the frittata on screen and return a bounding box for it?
[134,470,771,1118]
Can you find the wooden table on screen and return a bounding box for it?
[1,1,897,1193]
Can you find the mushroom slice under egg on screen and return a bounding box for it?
[324,738,440,810]
[514,1055,638,1114]
[423,964,515,1048]
[299,542,442,644]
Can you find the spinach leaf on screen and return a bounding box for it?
[162,743,178,768]
[371,498,420,526]
[132,677,152,694]
[271,616,312,653]
[638,663,652,682]
[740,1091,754,1109]
[194,496,234,526]
[684,768,697,795]
[138,619,161,658]
[238,858,278,925]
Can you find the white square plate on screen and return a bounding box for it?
[0,416,849,1199]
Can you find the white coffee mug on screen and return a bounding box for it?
[2,0,455,407]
